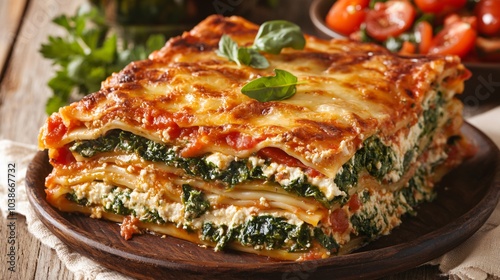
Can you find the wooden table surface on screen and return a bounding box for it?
[0,0,498,279]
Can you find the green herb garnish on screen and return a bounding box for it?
[216,35,269,69]
[39,5,165,114]
[216,20,305,69]
[240,69,300,102]
[252,20,306,54]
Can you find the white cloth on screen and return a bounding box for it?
[428,106,500,280]
[1,107,499,280]
[0,140,132,280]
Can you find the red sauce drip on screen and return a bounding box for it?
[257,147,308,169]
[181,130,262,158]
[461,68,472,80]
[257,147,322,177]
[50,145,75,166]
[305,168,322,178]
[120,215,140,240]
[224,131,259,151]
[45,114,67,146]
[330,208,349,233]
[165,121,181,139]
[179,127,203,158]
[348,193,361,211]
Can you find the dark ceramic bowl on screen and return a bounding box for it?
[309,0,344,39]
[309,0,500,117]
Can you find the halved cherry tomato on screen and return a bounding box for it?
[365,0,416,42]
[326,0,370,36]
[414,0,466,14]
[415,21,433,54]
[475,0,500,36]
[414,0,444,13]
[428,16,477,58]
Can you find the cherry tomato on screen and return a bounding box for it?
[414,0,466,14]
[326,0,370,36]
[475,0,500,36]
[414,0,445,13]
[415,21,433,54]
[365,0,416,42]
[428,16,477,58]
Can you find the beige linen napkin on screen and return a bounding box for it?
[428,106,500,280]
[0,141,132,280]
[0,106,499,280]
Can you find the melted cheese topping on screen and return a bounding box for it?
[39,15,468,177]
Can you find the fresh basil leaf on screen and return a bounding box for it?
[237,47,252,66]
[241,69,299,102]
[253,20,306,55]
[247,48,269,69]
[217,35,269,69]
[216,20,305,69]
[216,34,241,65]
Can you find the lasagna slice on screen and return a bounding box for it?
[38,15,473,261]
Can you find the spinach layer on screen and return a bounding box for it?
[69,91,445,207]
[65,163,434,254]
[70,130,332,205]
[71,130,265,186]
[182,184,210,221]
[201,215,314,252]
[66,187,322,252]
[349,167,435,239]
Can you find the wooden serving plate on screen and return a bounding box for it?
[26,123,500,280]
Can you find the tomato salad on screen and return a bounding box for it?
[325,0,500,61]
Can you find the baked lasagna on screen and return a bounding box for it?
[39,15,473,260]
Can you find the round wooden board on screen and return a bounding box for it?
[26,123,500,280]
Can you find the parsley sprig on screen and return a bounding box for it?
[39,5,165,114]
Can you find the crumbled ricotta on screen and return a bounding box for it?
[204,152,235,170]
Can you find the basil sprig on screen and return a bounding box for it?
[216,35,269,69]
[241,69,300,102]
[253,20,306,54]
[217,20,305,69]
